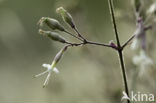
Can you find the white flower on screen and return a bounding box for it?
[35,46,67,87]
[34,62,59,88]
[133,50,154,75]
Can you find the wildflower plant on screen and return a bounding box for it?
[34,0,156,103]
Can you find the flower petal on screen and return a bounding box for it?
[34,70,48,78]
[53,67,59,74]
[42,63,51,68]
[43,73,51,88]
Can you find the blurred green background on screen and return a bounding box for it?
[0,0,156,103]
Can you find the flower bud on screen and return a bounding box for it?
[56,7,75,28]
[39,29,66,43]
[109,40,117,48]
[53,46,68,64]
[38,17,65,31]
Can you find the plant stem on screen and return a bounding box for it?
[108,0,120,47]
[121,34,136,50]
[86,41,117,49]
[108,0,130,103]
[64,30,83,41]
[73,27,87,43]
[118,50,130,103]
[65,40,117,49]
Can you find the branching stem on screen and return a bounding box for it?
[44,1,135,103]
[108,0,120,47]
[63,2,131,103]
[65,40,117,49]
[121,34,136,50]
[108,0,130,103]
[73,27,87,43]
[64,30,83,41]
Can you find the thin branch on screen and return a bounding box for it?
[73,27,87,42]
[121,34,136,50]
[67,27,116,49]
[64,30,83,41]
[86,41,117,49]
[108,0,121,47]
[65,40,117,50]
[118,51,130,103]
[108,0,130,103]
[65,41,84,46]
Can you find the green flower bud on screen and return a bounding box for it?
[53,46,68,64]
[39,29,66,43]
[38,17,65,31]
[56,7,75,28]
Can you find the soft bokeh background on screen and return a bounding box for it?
[0,0,156,103]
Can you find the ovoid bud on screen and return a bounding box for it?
[53,46,68,64]
[38,17,65,31]
[39,29,66,43]
[56,7,75,28]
